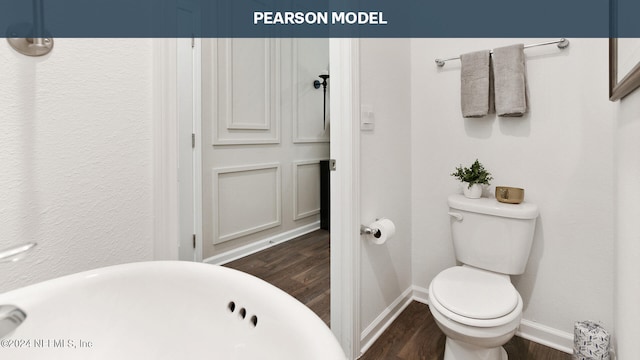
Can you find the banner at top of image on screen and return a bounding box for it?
[0,0,637,38]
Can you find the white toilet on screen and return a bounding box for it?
[428,194,539,360]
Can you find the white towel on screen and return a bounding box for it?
[492,44,527,117]
[460,50,492,118]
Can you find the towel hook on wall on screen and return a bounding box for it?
[6,0,54,57]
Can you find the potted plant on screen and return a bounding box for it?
[451,159,493,199]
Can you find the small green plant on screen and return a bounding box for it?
[451,159,493,188]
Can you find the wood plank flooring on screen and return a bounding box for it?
[223,231,571,360]
[223,229,331,325]
[359,301,572,360]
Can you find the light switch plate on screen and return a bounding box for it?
[361,104,374,131]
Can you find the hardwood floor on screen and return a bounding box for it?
[359,301,572,360]
[223,231,571,360]
[223,229,331,325]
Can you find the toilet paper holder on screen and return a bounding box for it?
[360,224,381,237]
[361,218,396,245]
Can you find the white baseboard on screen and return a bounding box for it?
[517,319,573,354]
[411,285,574,354]
[412,285,430,305]
[203,222,320,265]
[360,287,414,355]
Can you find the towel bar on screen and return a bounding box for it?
[435,38,569,67]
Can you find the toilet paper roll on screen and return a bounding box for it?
[572,321,610,360]
[368,218,396,245]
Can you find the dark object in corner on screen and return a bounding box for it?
[320,160,330,230]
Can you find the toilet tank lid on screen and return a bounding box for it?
[448,194,539,219]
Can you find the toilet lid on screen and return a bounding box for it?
[431,267,519,320]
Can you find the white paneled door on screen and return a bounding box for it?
[201,39,329,260]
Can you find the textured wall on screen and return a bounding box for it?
[0,39,154,293]
[410,39,615,335]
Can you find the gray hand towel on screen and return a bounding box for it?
[460,50,492,118]
[492,44,527,117]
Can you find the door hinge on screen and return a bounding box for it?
[192,133,195,148]
[191,35,195,49]
[192,234,196,249]
[329,159,337,171]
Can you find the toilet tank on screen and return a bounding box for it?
[448,194,539,275]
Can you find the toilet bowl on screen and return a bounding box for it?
[429,195,539,360]
[428,266,523,360]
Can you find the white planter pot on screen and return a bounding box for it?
[462,182,483,199]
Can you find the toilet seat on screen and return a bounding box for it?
[429,266,523,328]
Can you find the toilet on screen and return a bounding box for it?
[428,194,539,360]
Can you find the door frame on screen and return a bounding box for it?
[193,37,203,263]
[329,38,361,359]
[153,37,361,359]
[153,38,180,261]
[176,35,199,262]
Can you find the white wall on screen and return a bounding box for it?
[0,39,154,293]
[359,39,413,346]
[613,87,640,359]
[410,39,615,337]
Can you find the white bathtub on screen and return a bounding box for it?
[0,261,346,359]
